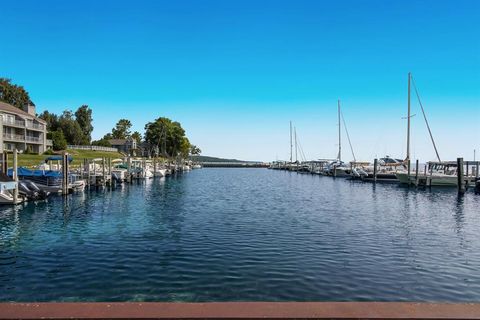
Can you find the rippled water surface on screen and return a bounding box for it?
[1,168,479,302]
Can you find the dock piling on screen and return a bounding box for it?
[457,158,465,194]
[415,159,419,186]
[373,158,378,183]
[87,159,91,188]
[1,152,8,175]
[102,157,106,187]
[127,157,132,183]
[62,152,69,195]
[13,149,18,204]
[108,158,112,187]
[407,160,411,184]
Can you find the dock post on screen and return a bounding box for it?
[407,160,411,186]
[83,159,86,184]
[153,158,157,177]
[429,163,433,188]
[476,162,479,180]
[108,158,112,188]
[415,159,419,186]
[102,157,106,187]
[93,159,97,187]
[13,149,18,204]
[87,159,91,188]
[1,152,7,175]
[466,162,470,188]
[373,158,378,183]
[62,152,69,195]
[457,157,465,194]
[80,159,83,183]
[127,157,132,183]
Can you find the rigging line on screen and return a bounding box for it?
[340,110,356,162]
[298,140,307,162]
[411,76,441,162]
[295,129,308,162]
[296,133,307,162]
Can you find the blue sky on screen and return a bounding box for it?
[1,0,479,161]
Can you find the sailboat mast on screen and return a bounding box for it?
[338,100,341,162]
[406,72,411,162]
[294,127,298,163]
[290,121,293,163]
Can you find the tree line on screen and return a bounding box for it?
[0,78,200,158]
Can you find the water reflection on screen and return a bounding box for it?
[0,169,479,302]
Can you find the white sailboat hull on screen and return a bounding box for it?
[396,172,464,187]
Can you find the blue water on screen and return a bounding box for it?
[1,168,479,302]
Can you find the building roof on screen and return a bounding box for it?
[0,101,46,123]
[108,138,135,146]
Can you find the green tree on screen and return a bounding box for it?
[144,117,190,158]
[190,145,201,156]
[58,110,86,145]
[180,137,191,158]
[75,105,93,143]
[131,131,142,143]
[0,78,31,109]
[48,129,68,151]
[112,119,132,139]
[92,138,112,147]
[101,133,113,140]
[38,110,60,131]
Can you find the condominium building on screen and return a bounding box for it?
[0,101,52,154]
[108,138,137,156]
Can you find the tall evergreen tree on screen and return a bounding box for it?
[75,105,93,143]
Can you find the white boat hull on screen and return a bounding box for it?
[154,169,167,177]
[396,172,470,187]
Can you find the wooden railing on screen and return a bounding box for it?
[0,302,479,319]
[67,145,119,152]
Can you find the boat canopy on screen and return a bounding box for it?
[44,155,73,163]
[8,167,62,177]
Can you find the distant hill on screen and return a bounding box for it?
[190,155,258,163]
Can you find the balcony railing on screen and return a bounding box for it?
[26,122,44,130]
[26,136,42,143]
[2,119,25,127]
[1,118,45,131]
[3,133,25,141]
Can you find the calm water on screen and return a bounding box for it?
[1,168,479,302]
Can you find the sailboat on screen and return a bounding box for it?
[325,100,350,177]
[395,73,460,187]
[284,121,299,171]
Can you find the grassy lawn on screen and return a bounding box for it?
[15,149,125,168]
